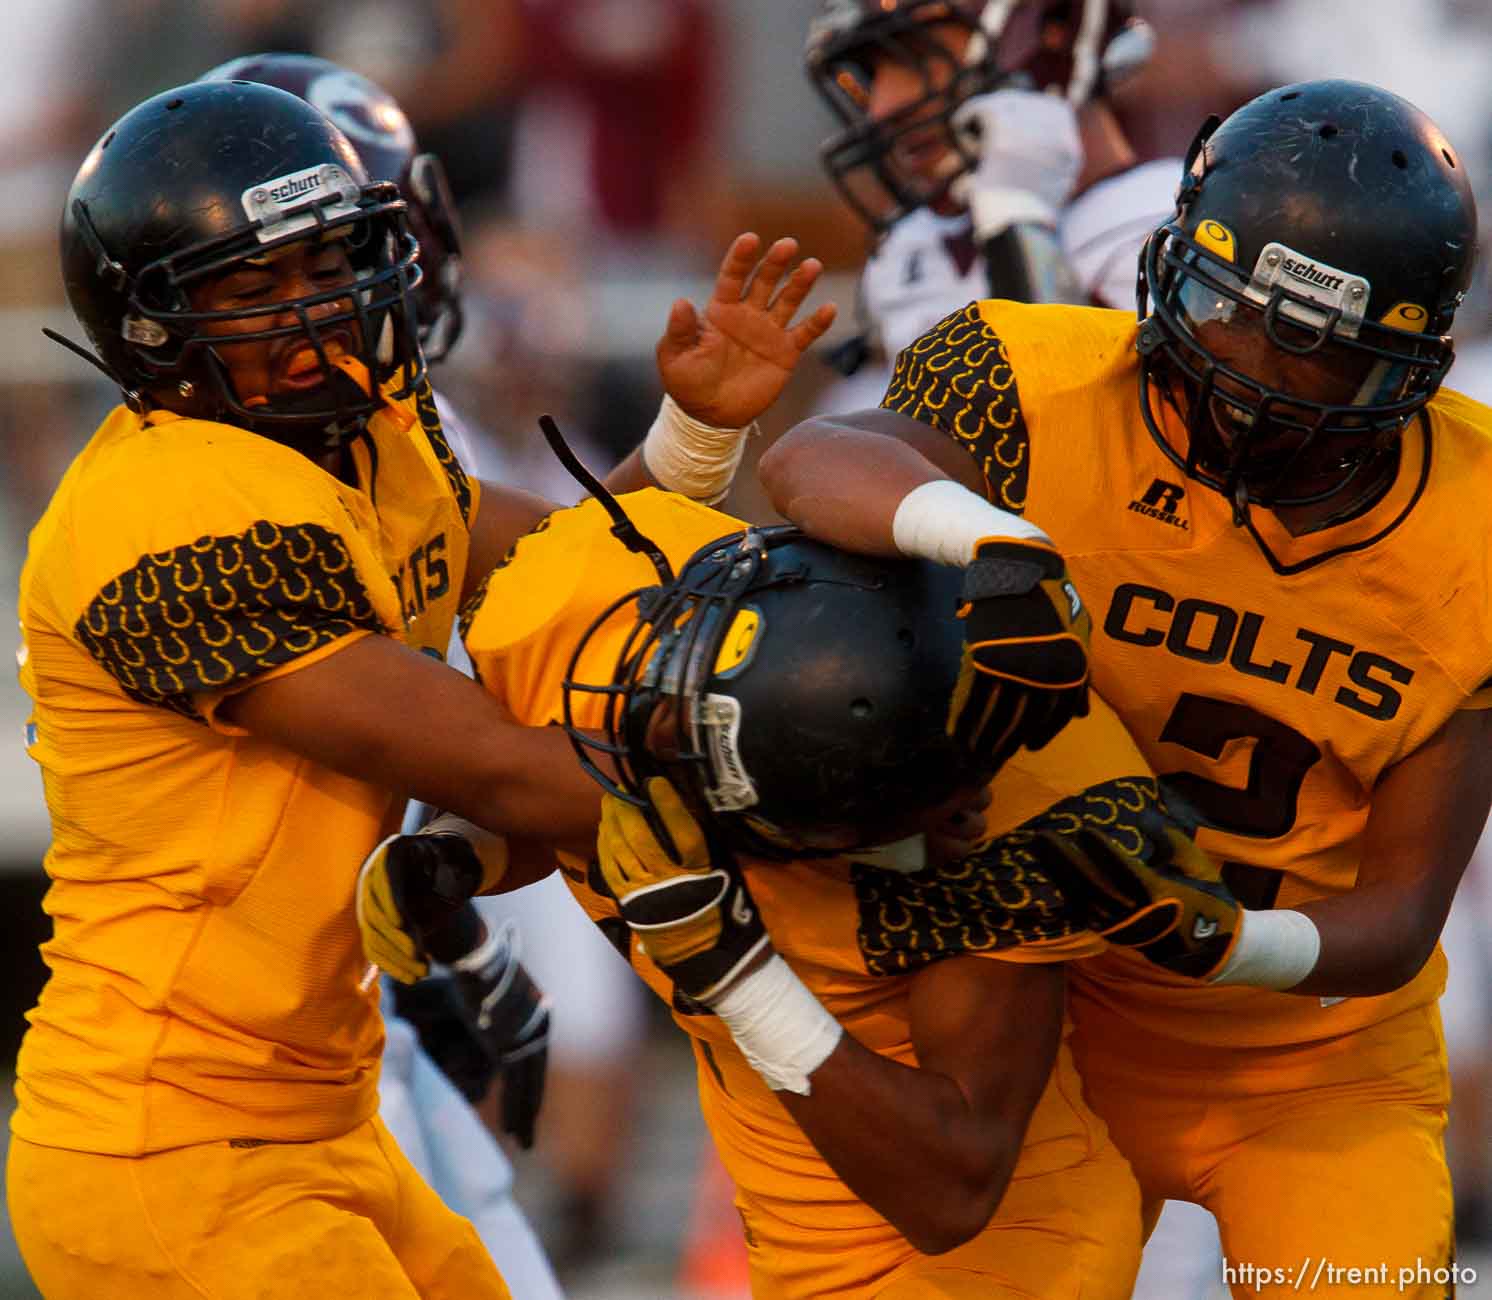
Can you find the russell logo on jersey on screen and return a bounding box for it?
[1128,477,1189,530]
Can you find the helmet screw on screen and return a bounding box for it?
[251,188,269,204]
[1350,285,1366,298]
[177,380,195,398]
[1265,251,1281,266]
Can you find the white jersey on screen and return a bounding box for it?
[861,207,991,368]
[1061,157,1181,312]
[825,158,1182,411]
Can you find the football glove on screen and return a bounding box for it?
[1029,816,1241,980]
[596,777,769,1005]
[356,830,485,985]
[951,89,1087,304]
[951,88,1084,239]
[451,922,551,1149]
[390,932,551,1148]
[947,537,1091,771]
[392,975,498,1105]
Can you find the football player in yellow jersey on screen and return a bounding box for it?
[757,79,1492,1296]
[374,484,1273,1299]
[7,79,837,1299]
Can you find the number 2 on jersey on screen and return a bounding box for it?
[1157,692,1323,910]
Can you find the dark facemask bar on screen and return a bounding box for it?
[812,16,996,235]
[1136,224,1450,522]
[107,183,424,449]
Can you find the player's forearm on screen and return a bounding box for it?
[605,399,752,503]
[759,417,945,557]
[440,724,601,851]
[1209,886,1443,999]
[709,951,1028,1256]
[1290,886,1446,997]
[601,446,655,494]
[777,1035,1023,1255]
[760,412,1043,570]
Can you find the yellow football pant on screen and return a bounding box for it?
[870,1131,1141,1299]
[1069,997,1456,1300]
[711,1037,1142,1299]
[7,1116,510,1299]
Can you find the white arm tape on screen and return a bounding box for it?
[891,479,1049,567]
[641,394,751,505]
[709,954,844,1096]
[1208,909,1321,991]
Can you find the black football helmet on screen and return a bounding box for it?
[1136,80,1478,521]
[807,0,1154,233]
[60,80,423,451]
[563,526,991,861]
[199,54,465,363]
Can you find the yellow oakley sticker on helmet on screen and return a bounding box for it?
[713,608,761,678]
[1195,220,1237,263]
[1379,302,1430,333]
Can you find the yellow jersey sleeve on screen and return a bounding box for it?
[31,408,403,721]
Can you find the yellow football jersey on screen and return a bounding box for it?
[883,300,1492,1046]
[461,491,1201,1293]
[14,378,475,1155]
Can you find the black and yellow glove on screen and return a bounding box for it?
[1030,816,1241,980]
[356,830,487,984]
[596,777,769,1004]
[949,537,1091,771]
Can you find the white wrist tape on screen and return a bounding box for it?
[709,954,843,1096]
[641,394,751,505]
[1208,909,1321,990]
[890,479,1049,567]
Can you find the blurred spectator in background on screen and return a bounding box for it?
[0,1,119,555]
[514,0,725,257]
[1103,0,1271,159]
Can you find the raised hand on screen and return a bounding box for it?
[657,232,839,430]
